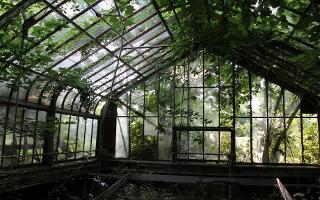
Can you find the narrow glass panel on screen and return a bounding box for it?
[188,58,203,87]
[235,69,250,117]
[204,88,219,127]
[177,131,188,159]
[189,88,203,127]
[268,118,285,163]
[129,117,143,159]
[286,118,302,164]
[145,79,158,116]
[252,77,266,117]
[84,118,92,157]
[116,116,129,158]
[174,88,188,126]
[58,114,70,161]
[284,90,300,117]
[91,119,98,156]
[268,83,283,117]
[189,131,203,160]
[158,117,172,160]
[130,86,144,115]
[19,109,37,165]
[220,131,231,161]
[204,131,219,161]
[252,118,267,163]
[303,118,319,164]
[76,117,85,159]
[67,116,78,160]
[204,59,219,87]
[235,118,251,163]
[33,111,46,164]
[220,87,233,126]
[0,105,7,165]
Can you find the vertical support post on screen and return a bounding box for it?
[218,57,221,162]
[300,112,304,163]
[43,93,58,166]
[248,71,253,163]
[317,113,320,164]
[202,50,205,161]
[172,128,177,163]
[232,63,236,164]
[230,130,236,164]
[282,90,287,163]
[172,64,176,162]
[101,102,117,157]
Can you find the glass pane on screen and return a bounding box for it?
[84,118,93,157]
[76,117,85,159]
[91,119,98,156]
[33,111,46,164]
[189,131,203,160]
[286,118,302,164]
[204,88,219,127]
[268,118,285,163]
[189,88,203,127]
[177,131,188,159]
[158,117,172,160]
[116,116,129,158]
[19,109,37,165]
[268,83,283,117]
[220,87,233,126]
[129,117,143,159]
[303,118,319,164]
[204,59,219,87]
[284,90,300,117]
[130,86,144,115]
[220,131,231,161]
[252,118,267,163]
[67,116,78,160]
[204,131,219,161]
[144,117,157,136]
[252,77,266,117]
[189,58,203,87]
[235,118,251,163]
[235,69,250,117]
[58,114,70,161]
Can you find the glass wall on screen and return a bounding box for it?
[115,53,320,165]
[0,83,99,168]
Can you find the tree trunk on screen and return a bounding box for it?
[270,103,300,162]
[262,87,284,163]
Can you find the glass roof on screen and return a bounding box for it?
[0,0,174,113]
[2,0,318,113]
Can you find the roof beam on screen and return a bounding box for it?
[42,0,144,78]
[121,45,170,49]
[151,0,174,40]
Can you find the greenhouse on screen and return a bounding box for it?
[0,0,319,199]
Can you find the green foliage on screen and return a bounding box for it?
[130,117,157,160]
[158,0,320,88]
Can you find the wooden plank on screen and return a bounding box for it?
[93,175,128,200]
[277,178,293,200]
